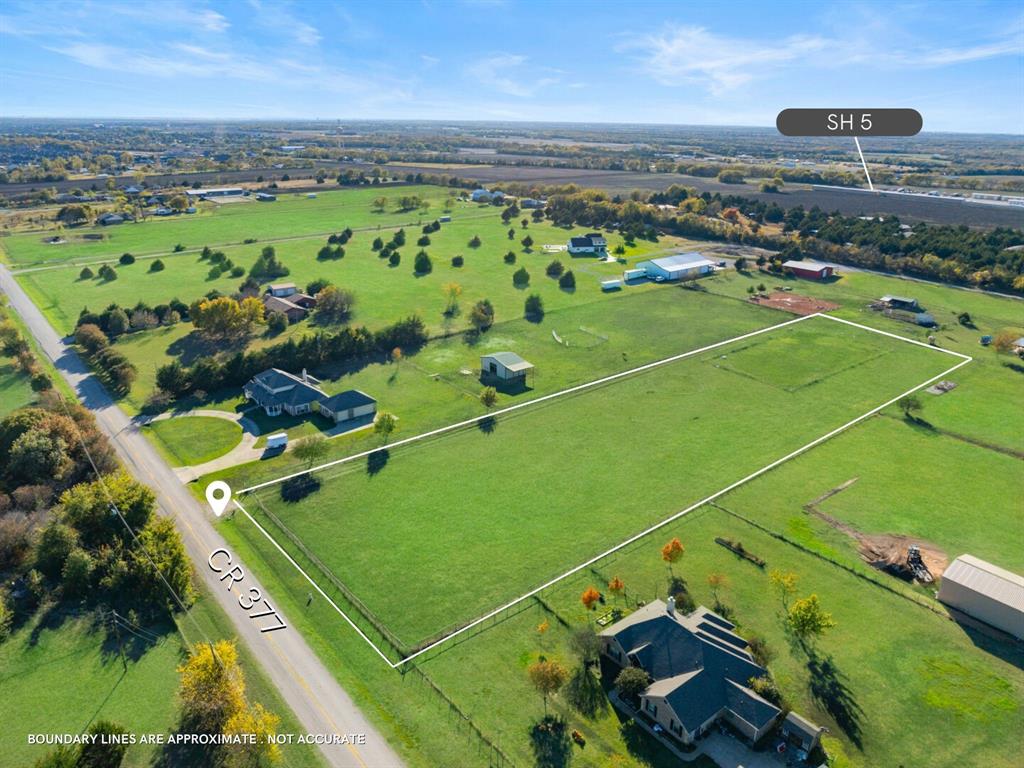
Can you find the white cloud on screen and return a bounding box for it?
[467,53,558,97]
[246,0,321,46]
[195,9,229,33]
[618,26,827,95]
[619,23,1023,95]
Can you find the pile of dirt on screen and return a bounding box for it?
[856,533,949,578]
[749,291,840,316]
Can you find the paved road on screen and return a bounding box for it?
[0,264,403,768]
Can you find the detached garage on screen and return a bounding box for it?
[318,390,376,426]
[938,555,1024,639]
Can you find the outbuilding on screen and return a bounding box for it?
[480,352,533,386]
[781,712,826,753]
[880,295,920,311]
[318,390,376,426]
[938,555,1024,639]
[637,252,716,281]
[782,260,834,280]
[267,282,298,298]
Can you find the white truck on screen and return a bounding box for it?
[265,432,288,451]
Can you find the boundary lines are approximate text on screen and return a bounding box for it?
[230,313,972,669]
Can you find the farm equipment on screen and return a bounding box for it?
[906,545,933,583]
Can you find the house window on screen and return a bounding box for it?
[645,701,657,716]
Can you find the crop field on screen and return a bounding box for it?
[238,315,956,649]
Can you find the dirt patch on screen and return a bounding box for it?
[804,477,949,581]
[749,291,840,315]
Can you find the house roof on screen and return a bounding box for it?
[262,295,307,315]
[942,555,1024,612]
[881,295,917,304]
[483,352,533,372]
[246,368,326,408]
[268,282,297,292]
[644,252,716,272]
[783,711,824,739]
[569,236,595,248]
[601,601,775,733]
[1013,337,1024,347]
[782,259,830,271]
[320,390,376,412]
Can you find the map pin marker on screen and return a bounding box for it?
[206,481,232,517]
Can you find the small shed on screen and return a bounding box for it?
[881,295,919,310]
[782,260,834,280]
[481,352,533,385]
[318,390,376,425]
[781,712,826,753]
[938,555,1024,639]
[267,282,298,298]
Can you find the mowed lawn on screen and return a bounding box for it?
[0,361,35,417]
[0,184,457,266]
[14,186,687,335]
[244,316,955,645]
[143,415,242,467]
[209,288,780,489]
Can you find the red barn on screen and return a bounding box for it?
[782,259,834,280]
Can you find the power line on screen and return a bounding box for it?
[53,391,224,667]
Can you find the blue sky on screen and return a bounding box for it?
[1,0,1021,133]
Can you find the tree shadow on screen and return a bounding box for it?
[477,416,498,434]
[280,473,321,502]
[529,715,572,768]
[366,449,390,476]
[565,663,608,719]
[807,652,863,748]
[166,330,246,366]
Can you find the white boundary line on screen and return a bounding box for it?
[233,314,972,668]
[241,313,818,494]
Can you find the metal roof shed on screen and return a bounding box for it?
[938,555,1024,638]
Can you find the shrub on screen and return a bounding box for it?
[306,278,332,295]
[479,386,498,407]
[119,253,135,265]
[524,293,544,319]
[389,251,401,267]
[149,259,165,272]
[451,255,464,267]
[79,266,94,280]
[371,236,384,251]
[558,270,576,290]
[267,311,288,334]
[504,251,516,264]
[208,265,223,279]
[75,323,108,354]
[546,260,564,277]
[414,251,432,274]
[30,372,53,392]
[417,235,430,246]
[468,235,481,248]
[230,265,244,277]
[98,264,117,281]
[173,243,185,252]
[469,299,494,332]
[513,267,530,287]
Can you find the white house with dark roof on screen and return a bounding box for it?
[600,599,786,746]
[567,232,608,255]
[243,368,326,417]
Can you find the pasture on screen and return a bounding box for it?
[239,315,954,647]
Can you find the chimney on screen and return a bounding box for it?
[302,368,308,382]
[666,596,675,616]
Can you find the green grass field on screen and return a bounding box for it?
[0,361,34,417]
[11,186,686,335]
[143,415,242,466]
[241,315,953,646]
[0,595,325,768]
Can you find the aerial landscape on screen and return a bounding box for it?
[0,2,1021,768]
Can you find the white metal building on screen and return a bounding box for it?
[637,252,716,281]
[938,555,1024,639]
